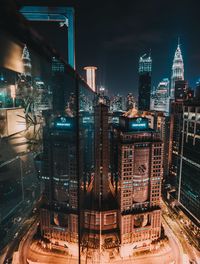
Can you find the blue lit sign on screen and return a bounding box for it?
[130,118,148,130]
[56,122,71,127]
[131,123,146,128]
[55,117,73,129]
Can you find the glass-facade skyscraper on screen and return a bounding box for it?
[151,78,170,114]
[138,54,152,111]
[178,101,200,223]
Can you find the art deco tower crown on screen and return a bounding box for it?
[21,45,32,77]
[171,39,184,98]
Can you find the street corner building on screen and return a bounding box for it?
[114,115,163,257]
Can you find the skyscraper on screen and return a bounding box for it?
[138,53,152,111]
[52,56,65,74]
[126,93,136,111]
[169,79,191,190]
[21,45,32,78]
[93,103,111,199]
[171,41,184,99]
[174,80,188,102]
[84,66,97,92]
[195,78,200,99]
[115,115,163,257]
[40,115,79,253]
[169,100,183,188]
[110,94,125,112]
[82,102,118,255]
[142,111,171,183]
[178,100,200,225]
[51,57,67,113]
[151,78,170,114]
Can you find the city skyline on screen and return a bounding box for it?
[27,0,200,96]
[75,0,200,95]
[0,1,200,264]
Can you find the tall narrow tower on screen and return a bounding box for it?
[21,45,32,78]
[93,103,110,201]
[82,102,118,254]
[138,53,152,111]
[84,66,97,92]
[171,40,184,98]
[116,115,163,257]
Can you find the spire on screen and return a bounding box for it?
[22,45,30,61]
[170,39,184,98]
[178,36,180,47]
[21,45,32,77]
[149,48,152,58]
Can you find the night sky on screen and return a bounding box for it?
[27,0,200,97]
[76,0,200,96]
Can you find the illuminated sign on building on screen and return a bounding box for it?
[129,117,148,130]
[131,122,146,128]
[56,122,71,127]
[119,116,149,131]
[54,116,73,129]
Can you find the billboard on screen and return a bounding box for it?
[129,117,148,131]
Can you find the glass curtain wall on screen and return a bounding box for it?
[0,6,95,263]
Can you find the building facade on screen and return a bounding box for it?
[178,101,200,224]
[138,54,152,111]
[151,78,170,114]
[82,103,119,254]
[40,115,79,255]
[116,116,163,256]
[142,111,170,183]
[174,80,188,102]
[110,94,125,112]
[169,78,194,190]
[126,93,136,111]
[169,100,183,188]
[195,79,200,99]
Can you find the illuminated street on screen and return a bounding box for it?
[16,218,179,264]
[1,215,38,264]
[161,200,200,264]
[21,236,175,264]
